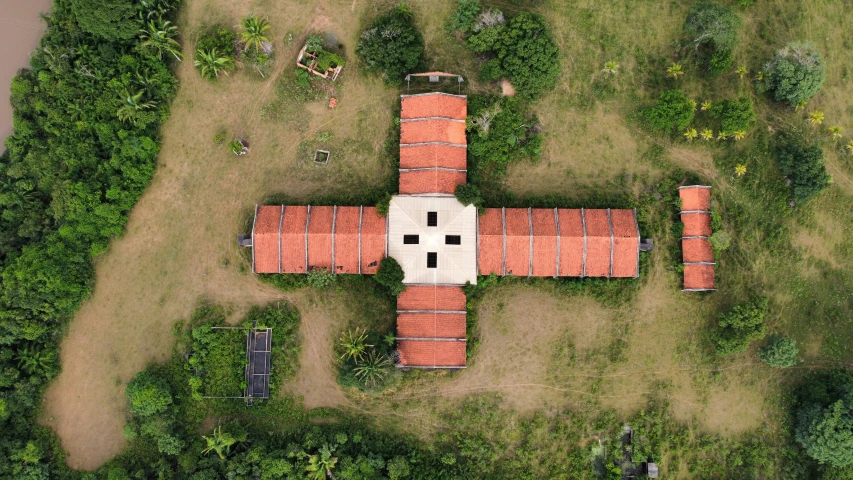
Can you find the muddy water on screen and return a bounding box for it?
[0,0,52,150]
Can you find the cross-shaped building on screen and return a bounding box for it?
[247,89,642,369]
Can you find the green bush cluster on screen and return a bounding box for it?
[460,8,559,99]
[0,0,180,475]
[467,96,542,184]
[375,257,406,296]
[795,372,853,468]
[759,334,798,368]
[712,297,769,356]
[455,183,484,211]
[759,42,826,106]
[356,3,424,84]
[643,89,696,133]
[709,97,756,135]
[194,27,237,80]
[682,1,742,75]
[773,132,831,204]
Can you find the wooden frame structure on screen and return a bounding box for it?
[296,44,343,81]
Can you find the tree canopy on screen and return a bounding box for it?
[356,4,424,84]
[796,380,853,467]
[643,90,696,134]
[70,0,139,40]
[774,132,831,204]
[759,335,798,368]
[375,257,406,296]
[125,371,173,417]
[712,297,768,356]
[683,1,741,75]
[761,43,826,105]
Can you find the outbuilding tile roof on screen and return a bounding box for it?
[400,144,467,170]
[684,263,715,290]
[281,206,309,273]
[396,313,466,339]
[679,186,711,211]
[584,209,612,277]
[400,120,467,145]
[397,286,467,311]
[360,207,386,275]
[682,237,714,263]
[401,93,467,120]
[478,208,504,275]
[397,340,466,368]
[399,170,466,195]
[681,212,712,237]
[531,209,557,277]
[558,209,584,276]
[333,206,360,274]
[254,205,282,273]
[307,206,333,271]
[611,209,639,278]
[504,208,531,276]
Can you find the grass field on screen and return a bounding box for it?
[41,0,853,474]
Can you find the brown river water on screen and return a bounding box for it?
[0,0,53,150]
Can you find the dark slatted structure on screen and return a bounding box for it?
[245,328,272,399]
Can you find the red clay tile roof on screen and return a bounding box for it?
[584,209,612,277]
[611,210,639,278]
[401,94,467,120]
[400,144,467,170]
[396,313,466,339]
[254,205,282,273]
[478,208,503,275]
[398,286,467,311]
[397,340,466,368]
[307,206,333,271]
[682,237,714,263]
[681,212,712,237]
[531,209,557,277]
[684,263,715,290]
[400,119,467,145]
[334,206,360,274]
[557,209,584,276]
[360,207,386,275]
[399,170,466,195]
[504,208,530,276]
[679,186,711,211]
[281,206,308,273]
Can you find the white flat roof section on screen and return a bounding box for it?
[388,196,478,285]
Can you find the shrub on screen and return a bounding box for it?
[760,43,826,105]
[467,96,542,182]
[759,335,798,368]
[446,0,481,34]
[796,388,853,467]
[197,28,236,57]
[774,132,831,204]
[471,12,559,99]
[375,193,392,217]
[712,297,768,356]
[455,183,483,210]
[709,231,731,251]
[683,1,741,75]
[710,97,756,134]
[375,257,405,296]
[356,4,424,83]
[125,371,173,417]
[643,90,696,133]
[307,267,336,288]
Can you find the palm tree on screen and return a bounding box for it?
[735,164,747,177]
[828,126,842,139]
[202,426,236,459]
[353,350,393,388]
[16,346,56,376]
[338,328,371,362]
[602,61,619,76]
[735,65,748,79]
[666,63,684,79]
[305,445,338,480]
[194,48,235,80]
[700,129,714,141]
[240,15,271,53]
[700,100,712,111]
[139,19,182,61]
[847,140,853,153]
[716,131,728,141]
[117,88,157,123]
[732,130,746,141]
[808,111,824,126]
[683,128,698,141]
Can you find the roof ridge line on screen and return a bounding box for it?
[400,117,466,123]
[401,92,467,99]
[400,142,467,148]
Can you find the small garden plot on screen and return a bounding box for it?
[185,303,302,401]
[297,34,345,80]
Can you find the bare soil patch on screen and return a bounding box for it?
[500,80,516,97]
